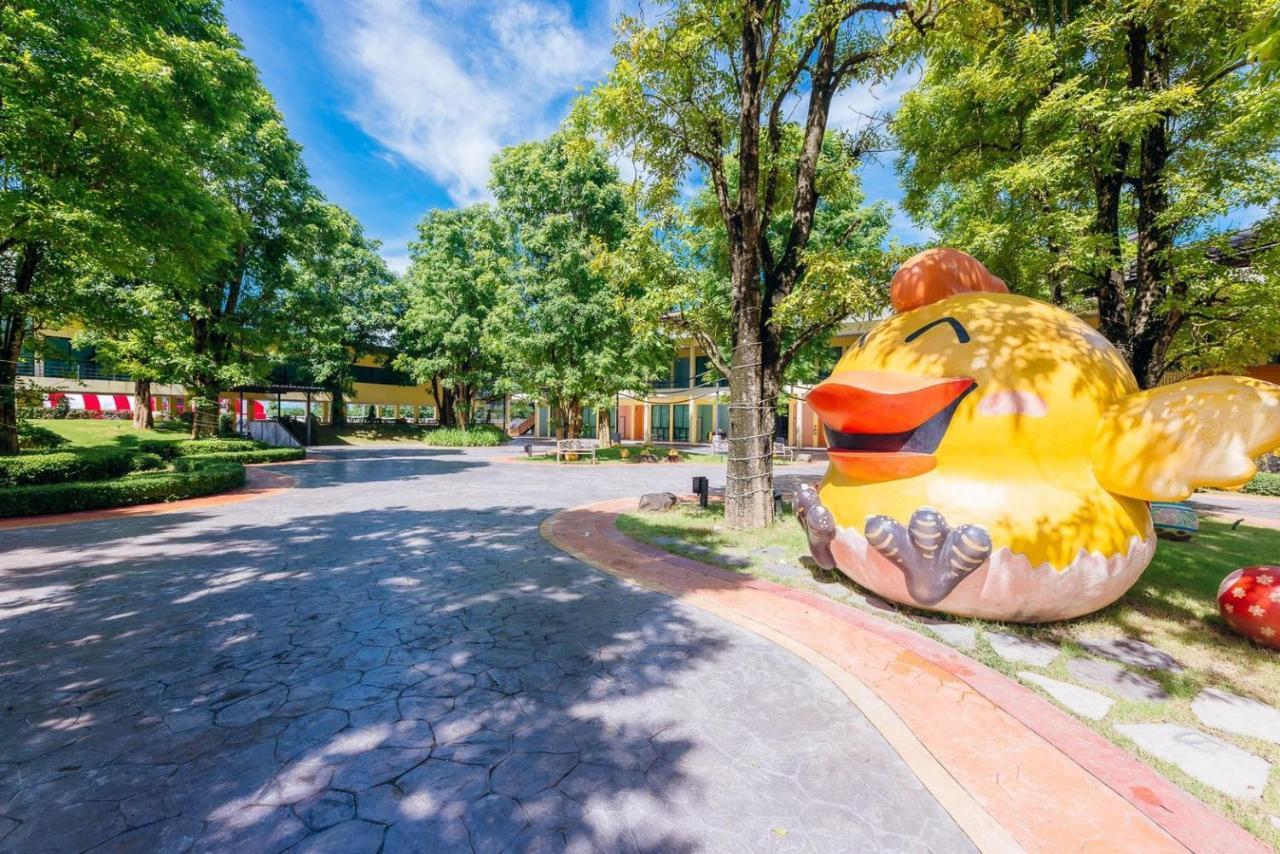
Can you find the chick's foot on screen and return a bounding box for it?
[865,507,990,605]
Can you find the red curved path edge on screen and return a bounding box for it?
[0,466,295,530]
[542,497,1267,854]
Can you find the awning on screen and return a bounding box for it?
[44,393,146,413]
[43,393,269,421]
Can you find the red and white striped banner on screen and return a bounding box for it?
[44,393,140,412]
[43,394,268,420]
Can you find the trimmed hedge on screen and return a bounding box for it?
[422,426,505,447]
[1242,472,1280,497]
[137,438,264,459]
[0,448,163,488]
[0,461,246,518]
[17,422,68,449]
[172,447,305,469]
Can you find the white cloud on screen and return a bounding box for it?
[309,0,618,205]
[889,206,935,245]
[382,250,411,275]
[828,66,920,135]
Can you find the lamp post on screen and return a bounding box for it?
[692,476,709,508]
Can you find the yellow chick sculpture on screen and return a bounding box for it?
[796,248,1280,622]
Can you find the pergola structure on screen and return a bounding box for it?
[230,383,329,446]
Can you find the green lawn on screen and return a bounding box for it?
[522,445,695,463]
[619,504,1280,841]
[313,424,430,445]
[521,446,806,464]
[31,418,189,449]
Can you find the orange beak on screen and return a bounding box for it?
[806,371,975,481]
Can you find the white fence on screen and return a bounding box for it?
[244,420,301,448]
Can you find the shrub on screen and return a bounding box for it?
[1241,472,1280,497]
[172,447,304,469]
[422,425,506,447]
[17,422,68,449]
[0,461,246,518]
[137,437,264,459]
[0,448,145,488]
[129,452,166,472]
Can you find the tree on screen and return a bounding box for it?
[605,133,892,399]
[894,0,1280,386]
[488,134,669,442]
[291,203,401,428]
[395,205,507,429]
[0,0,253,453]
[175,88,318,437]
[75,278,183,430]
[584,0,935,526]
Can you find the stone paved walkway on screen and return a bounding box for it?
[0,447,972,853]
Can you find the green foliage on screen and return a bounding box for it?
[604,133,894,386]
[894,0,1280,384]
[1241,472,1280,496]
[488,133,671,436]
[0,447,158,488]
[172,447,304,469]
[135,437,264,459]
[289,203,402,404]
[0,461,245,518]
[395,205,508,427]
[422,426,506,447]
[17,421,67,449]
[0,0,256,451]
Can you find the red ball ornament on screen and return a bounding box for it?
[1218,566,1280,650]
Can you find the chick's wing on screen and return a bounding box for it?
[1092,376,1280,502]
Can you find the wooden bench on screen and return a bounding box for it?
[773,440,795,462]
[556,438,599,464]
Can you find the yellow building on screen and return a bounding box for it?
[530,319,876,448]
[21,332,443,423]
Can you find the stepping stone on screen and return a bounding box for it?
[1078,638,1183,673]
[1191,689,1280,745]
[916,617,977,650]
[1018,672,1113,720]
[846,591,896,614]
[986,632,1059,667]
[762,561,807,580]
[1066,657,1169,701]
[1116,723,1272,800]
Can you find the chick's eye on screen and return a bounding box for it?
[905,316,970,344]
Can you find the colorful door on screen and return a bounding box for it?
[672,404,690,442]
[651,404,670,441]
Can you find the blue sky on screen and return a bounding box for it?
[225,0,923,273]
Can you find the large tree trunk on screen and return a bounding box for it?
[598,407,613,448]
[329,385,346,427]
[572,405,584,440]
[0,319,24,455]
[0,344,19,456]
[1,243,41,455]
[1128,21,1175,389]
[456,386,471,430]
[189,375,220,438]
[1092,167,1130,349]
[726,270,778,528]
[133,378,154,430]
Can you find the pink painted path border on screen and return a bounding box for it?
[542,497,1267,854]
